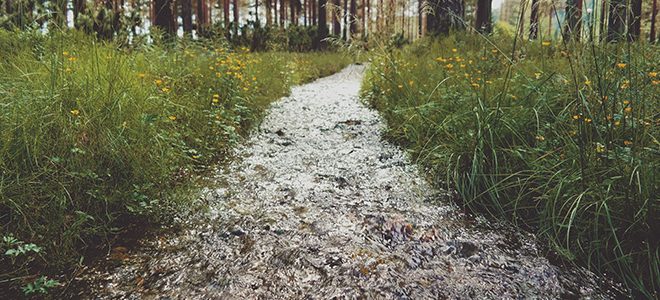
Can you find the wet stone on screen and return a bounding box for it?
[71,65,614,299]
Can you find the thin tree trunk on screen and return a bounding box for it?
[565,0,582,41]
[350,0,356,37]
[607,0,625,42]
[280,0,285,26]
[182,0,193,34]
[233,0,239,36]
[266,0,272,25]
[651,0,658,43]
[155,0,176,37]
[341,0,350,41]
[333,0,341,35]
[475,0,491,33]
[529,0,539,39]
[627,0,642,41]
[256,0,260,23]
[318,0,328,48]
[312,0,317,25]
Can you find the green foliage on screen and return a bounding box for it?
[0,29,351,295]
[363,35,659,298]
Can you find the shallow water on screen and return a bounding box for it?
[71,65,615,299]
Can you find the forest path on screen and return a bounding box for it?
[74,65,607,299]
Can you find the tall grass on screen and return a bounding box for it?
[362,33,658,297]
[0,29,352,295]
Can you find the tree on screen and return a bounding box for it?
[318,0,328,48]
[529,0,539,39]
[332,0,341,35]
[349,0,356,37]
[651,0,658,43]
[474,0,491,33]
[182,0,193,35]
[607,0,625,42]
[233,0,239,36]
[563,0,582,41]
[427,0,464,36]
[154,0,176,37]
[627,0,642,41]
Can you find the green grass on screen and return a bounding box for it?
[0,29,352,295]
[362,33,658,298]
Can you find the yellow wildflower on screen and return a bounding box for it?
[535,73,542,79]
[623,140,633,146]
[595,143,605,153]
[138,73,146,78]
[542,41,551,46]
[616,63,626,69]
[161,87,170,93]
[154,79,163,85]
[535,135,545,141]
[452,48,457,53]
[649,72,657,78]
[70,109,80,116]
[168,115,177,121]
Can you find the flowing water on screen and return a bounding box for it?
[71,65,616,299]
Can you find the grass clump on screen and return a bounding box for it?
[0,29,351,294]
[362,34,658,297]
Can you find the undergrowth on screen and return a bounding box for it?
[362,33,658,298]
[0,29,351,296]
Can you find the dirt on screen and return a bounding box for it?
[69,65,617,299]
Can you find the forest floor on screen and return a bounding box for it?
[68,65,616,299]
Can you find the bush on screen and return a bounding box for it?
[363,35,659,298]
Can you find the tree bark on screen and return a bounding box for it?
[563,0,582,41]
[154,0,176,37]
[349,0,356,38]
[627,0,642,41]
[607,0,625,42]
[651,0,658,43]
[427,0,464,35]
[182,0,193,34]
[318,0,328,48]
[529,0,539,39]
[474,0,491,33]
[343,0,348,39]
[233,0,239,36]
[333,0,341,35]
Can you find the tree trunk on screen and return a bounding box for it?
[366,0,371,35]
[475,0,491,33]
[155,0,176,37]
[563,0,582,41]
[256,0,260,23]
[651,0,658,43]
[427,0,464,35]
[333,0,341,35]
[349,0,356,38]
[318,0,328,48]
[529,0,539,39]
[343,0,349,39]
[280,0,285,26]
[266,0,272,25]
[607,0,625,42]
[233,0,239,36]
[418,0,422,37]
[182,0,193,34]
[73,0,86,24]
[312,0,317,25]
[627,0,642,41]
